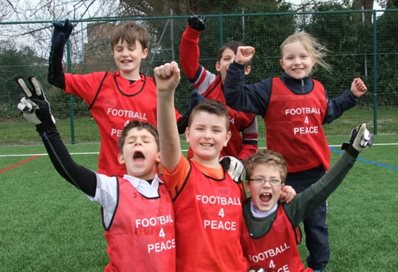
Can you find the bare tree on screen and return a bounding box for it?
[1,0,123,58]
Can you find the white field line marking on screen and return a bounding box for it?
[1,143,398,158]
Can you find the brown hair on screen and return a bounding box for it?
[216,41,243,62]
[118,121,159,152]
[111,22,149,50]
[188,99,230,131]
[244,149,288,183]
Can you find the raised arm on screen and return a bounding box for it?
[48,19,74,89]
[286,123,374,226]
[223,46,271,116]
[179,15,205,80]
[155,62,182,170]
[16,76,96,197]
[324,77,368,124]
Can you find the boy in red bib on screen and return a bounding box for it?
[155,61,249,271]
[17,77,175,271]
[179,15,258,162]
[242,124,373,271]
[48,20,180,177]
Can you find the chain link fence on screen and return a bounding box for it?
[1,10,397,144]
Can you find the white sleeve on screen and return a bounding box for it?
[86,174,118,229]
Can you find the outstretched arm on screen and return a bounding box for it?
[16,76,97,197]
[286,123,373,226]
[155,62,182,170]
[48,19,74,89]
[179,15,205,80]
[324,77,368,124]
[223,46,271,116]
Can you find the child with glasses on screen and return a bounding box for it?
[242,123,373,271]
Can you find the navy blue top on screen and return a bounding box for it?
[223,61,358,124]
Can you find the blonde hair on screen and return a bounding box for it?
[280,31,332,73]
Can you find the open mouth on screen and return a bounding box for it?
[133,151,145,161]
[259,192,272,203]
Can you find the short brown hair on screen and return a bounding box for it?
[111,22,149,50]
[244,149,287,183]
[216,41,243,62]
[118,121,159,152]
[188,99,230,131]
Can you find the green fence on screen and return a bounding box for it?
[1,10,397,145]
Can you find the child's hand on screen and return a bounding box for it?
[154,61,181,93]
[351,77,367,97]
[52,19,74,49]
[236,46,255,65]
[16,76,56,131]
[188,15,206,31]
[279,185,296,204]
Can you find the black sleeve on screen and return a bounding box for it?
[47,42,66,89]
[39,127,97,197]
[285,151,357,226]
[324,90,358,124]
[223,61,271,116]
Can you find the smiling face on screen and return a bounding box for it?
[279,40,315,80]
[185,100,231,167]
[186,111,230,166]
[113,39,148,80]
[118,126,159,180]
[248,164,283,212]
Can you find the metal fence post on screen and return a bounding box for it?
[372,9,378,135]
[66,40,76,144]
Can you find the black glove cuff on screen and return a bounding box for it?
[36,122,57,135]
[341,143,359,157]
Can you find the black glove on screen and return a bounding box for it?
[341,123,374,156]
[16,76,56,132]
[48,19,74,88]
[177,91,205,134]
[51,19,74,50]
[188,15,206,31]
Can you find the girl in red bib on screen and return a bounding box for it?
[223,31,367,272]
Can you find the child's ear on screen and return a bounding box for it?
[184,128,191,144]
[215,61,221,72]
[244,65,252,75]
[155,151,161,164]
[118,153,125,165]
[279,58,284,68]
[224,131,232,147]
[142,48,148,59]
